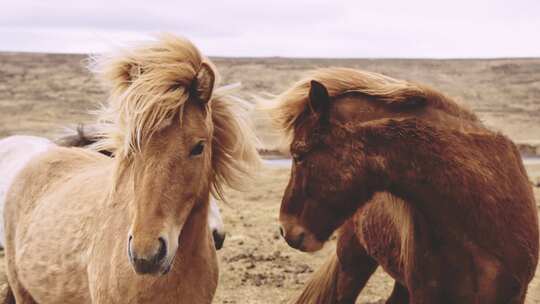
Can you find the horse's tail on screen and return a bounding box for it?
[290,252,340,304]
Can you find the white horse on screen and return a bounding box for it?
[0,135,226,249]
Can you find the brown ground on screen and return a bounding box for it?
[0,53,539,303]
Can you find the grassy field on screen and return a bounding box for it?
[0,52,539,303]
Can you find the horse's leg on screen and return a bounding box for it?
[385,282,409,304]
[4,273,36,304]
[335,219,379,304]
[2,286,15,304]
[5,231,37,303]
[335,250,378,304]
[291,219,379,304]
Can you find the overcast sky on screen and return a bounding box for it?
[1,0,538,58]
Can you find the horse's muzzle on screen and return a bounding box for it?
[279,223,324,252]
[281,228,306,250]
[128,236,169,275]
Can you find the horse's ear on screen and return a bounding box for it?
[308,80,330,123]
[192,62,215,104]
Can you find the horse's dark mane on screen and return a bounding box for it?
[56,125,112,157]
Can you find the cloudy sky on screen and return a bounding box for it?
[1,0,538,58]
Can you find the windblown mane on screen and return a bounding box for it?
[91,35,209,157]
[208,90,261,198]
[270,67,477,139]
[88,35,260,197]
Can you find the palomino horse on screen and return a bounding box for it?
[0,134,227,250]
[4,35,259,303]
[271,68,539,303]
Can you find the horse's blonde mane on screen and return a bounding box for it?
[89,35,260,197]
[91,34,208,157]
[209,90,261,198]
[270,67,477,139]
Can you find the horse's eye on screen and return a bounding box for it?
[190,141,205,156]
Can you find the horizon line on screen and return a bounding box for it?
[1,50,539,61]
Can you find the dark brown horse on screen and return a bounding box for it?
[271,68,539,303]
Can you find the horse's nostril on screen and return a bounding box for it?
[127,235,134,260]
[156,237,167,262]
[279,226,284,238]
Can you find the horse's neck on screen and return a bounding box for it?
[363,119,488,191]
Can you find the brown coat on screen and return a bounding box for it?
[274,68,539,303]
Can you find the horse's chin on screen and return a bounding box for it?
[159,241,181,276]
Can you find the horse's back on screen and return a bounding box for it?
[5,144,107,203]
[5,144,109,229]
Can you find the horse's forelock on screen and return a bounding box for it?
[86,35,259,199]
[91,35,215,160]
